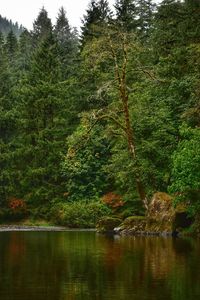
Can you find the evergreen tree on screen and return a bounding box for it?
[55,7,71,43]
[0,15,23,37]
[4,30,18,60]
[80,0,111,46]
[18,29,33,72]
[114,0,137,31]
[32,7,52,46]
[15,33,70,206]
[54,7,79,79]
[183,0,200,44]
[151,0,185,57]
[0,2,199,222]
[0,31,4,50]
[136,0,155,41]
[0,33,18,204]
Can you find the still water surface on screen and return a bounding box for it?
[0,231,199,300]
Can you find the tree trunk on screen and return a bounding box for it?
[121,85,148,210]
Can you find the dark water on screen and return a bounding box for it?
[0,231,200,300]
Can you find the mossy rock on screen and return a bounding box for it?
[122,216,146,227]
[146,193,175,233]
[146,217,174,233]
[96,217,122,233]
[146,192,195,234]
[116,216,147,235]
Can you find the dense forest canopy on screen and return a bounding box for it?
[0,15,23,37]
[0,0,199,225]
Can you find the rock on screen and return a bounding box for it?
[96,217,122,233]
[114,216,147,235]
[98,193,194,236]
[114,192,193,236]
[146,192,193,235]
[113,226,122,234]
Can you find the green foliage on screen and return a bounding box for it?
[54,7,79,79]
[169,125,200,215]
[115,0,137,31]
[0,15,23,37]
[50,201,112,228]
[62,119,112,201]
[0,1,200,225]
[32,7,52,45]
[80,0,112,46]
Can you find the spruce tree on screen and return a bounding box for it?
[14,32,74,206]
[114,0,137,31]
[54,7,79,79]
[136,0,155,41]
[32,7,52,46]
[0,31,4,50]
[18,29,33,72]
[4,30,18,61]
[0,32,18,204]
[55,7,71,44]
[80,0,111,47]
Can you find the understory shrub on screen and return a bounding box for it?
[0,198,29,221]
[50,201,112,228]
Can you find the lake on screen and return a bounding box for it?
[0,231,199,300]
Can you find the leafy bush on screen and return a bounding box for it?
[49,201,112,228]
[6,197,28,221]
[169,126,200,216]
[62,122,111,201]
[101,192,124,210]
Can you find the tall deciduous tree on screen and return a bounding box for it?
[82,25,149,209]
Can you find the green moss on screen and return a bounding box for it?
[96,217,122,233]
[118,216,147,233]
[123,216,146,226]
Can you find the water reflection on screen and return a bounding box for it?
[0,232,199,300]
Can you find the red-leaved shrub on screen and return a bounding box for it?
[8,198,27,212]
[101,192,124,210]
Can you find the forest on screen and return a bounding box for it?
[0,0,199,229]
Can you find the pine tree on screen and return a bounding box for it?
[80,0,111,47]
[0,15,23,37]
[15,33,71,205]
[183,0,200,44]
[4,30,18,60]
[0,31,4,51]
[151,0,185,57]
[54,7,79,79]
[114,0,137,31]
[136,0,155,41]
[55,7,71,44]
[32,7,52,46]
[0,31,18,204]
[18,29,33,72]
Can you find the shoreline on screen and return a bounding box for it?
[0,225,96,232]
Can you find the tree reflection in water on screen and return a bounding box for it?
[0,232,199,300]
